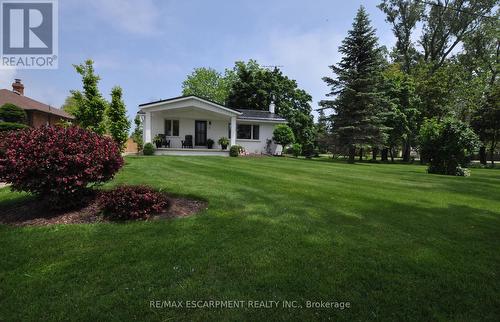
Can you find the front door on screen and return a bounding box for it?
[195,120,207,146]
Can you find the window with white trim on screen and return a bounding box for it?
[235,124,260,140]
[164,119,179,136]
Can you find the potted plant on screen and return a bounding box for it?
[207,138,214,149]
[153,135,162,148]
[218,137,229,150]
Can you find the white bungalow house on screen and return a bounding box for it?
[138,95,286,156]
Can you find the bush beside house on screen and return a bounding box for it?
[229,145,244,157]
[143,143,155,155]
[0,103,28,132]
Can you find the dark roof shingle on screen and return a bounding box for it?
[235,109,286,122]
[0,89,73,119]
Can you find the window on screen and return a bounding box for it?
[237,124,252,139]
[236,124,260,140]
[252,125,260,140]
[164,119,179,136]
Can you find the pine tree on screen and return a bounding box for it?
[107,86,131,150]
[321,6,388,163]
[71,60,108,134]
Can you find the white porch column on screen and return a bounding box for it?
[230,116,236,146]
[144,111,152,143]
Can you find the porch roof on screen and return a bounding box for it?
[138,95,241,117]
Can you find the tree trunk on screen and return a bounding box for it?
[490,146,496,167]
[390,148,394,162]
[372,147,378,161]
[402,141,411,162]
[479,146,487,165]
[359,148,363,161]
[348,146,355,163]
[381,148,388,162]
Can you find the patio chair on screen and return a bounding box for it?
[158,134,170,148]
[182,135,193,148]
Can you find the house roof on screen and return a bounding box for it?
[140,95,239,111]
[139,95,286,122]
[235,109,286,122]
[139,95,242,116]
[0,89,73,119]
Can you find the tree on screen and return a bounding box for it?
[273,124,295,154]
[378,1,498,161]
[315,109,332,154]
[382,64,421,161]
[419,0,497,69]
[460,16,499,164]
[419,117,479,175]
[378,0,424,72]
[131,115,144,151]
[71,59,108,134]
[182,67,233,104]
[227,60,315,149]
[107,86,131,150]
[471,85,500,165]
[0,103,27,124]
[61,95,78,116]
[0,103,28,132]
[321,7,388,163]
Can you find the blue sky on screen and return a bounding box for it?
[1,0,395,119]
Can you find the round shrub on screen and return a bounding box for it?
[229,145,244,157]
[0,103,27,124]
[419,118,479,176]
[0,126,123,207]
[143,142,155,155]
[99,185,168,220]
[273,124,295,155]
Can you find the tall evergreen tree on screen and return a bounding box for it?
[71,60,108,134]
[321,6,387,163]
[107,86,131,150]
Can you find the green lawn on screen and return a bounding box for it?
[1,156,499,321]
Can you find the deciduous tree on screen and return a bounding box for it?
[71,60,108,134]
[107,86,130,150]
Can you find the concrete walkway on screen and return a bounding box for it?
[0,183,10,189]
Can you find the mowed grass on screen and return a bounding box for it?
[1,156,499,321]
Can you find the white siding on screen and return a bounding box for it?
[235,121,282,155]
[148,109,283,154]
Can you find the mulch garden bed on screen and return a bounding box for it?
[0,193,207,227]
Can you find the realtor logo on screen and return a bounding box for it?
[1,0,58,69]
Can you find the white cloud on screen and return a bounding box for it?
[0,69,17,89]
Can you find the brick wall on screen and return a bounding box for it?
[27,111,68,128]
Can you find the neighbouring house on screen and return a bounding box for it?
[0,79,73,127]
[138,95,286,156]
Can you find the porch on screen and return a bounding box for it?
[155,148,229,156]
[141,96,240,150]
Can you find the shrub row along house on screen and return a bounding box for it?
[0,79,73,127]
[138,95,287,156]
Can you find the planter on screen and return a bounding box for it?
[221,144,228,150]
[155,142,161,148]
